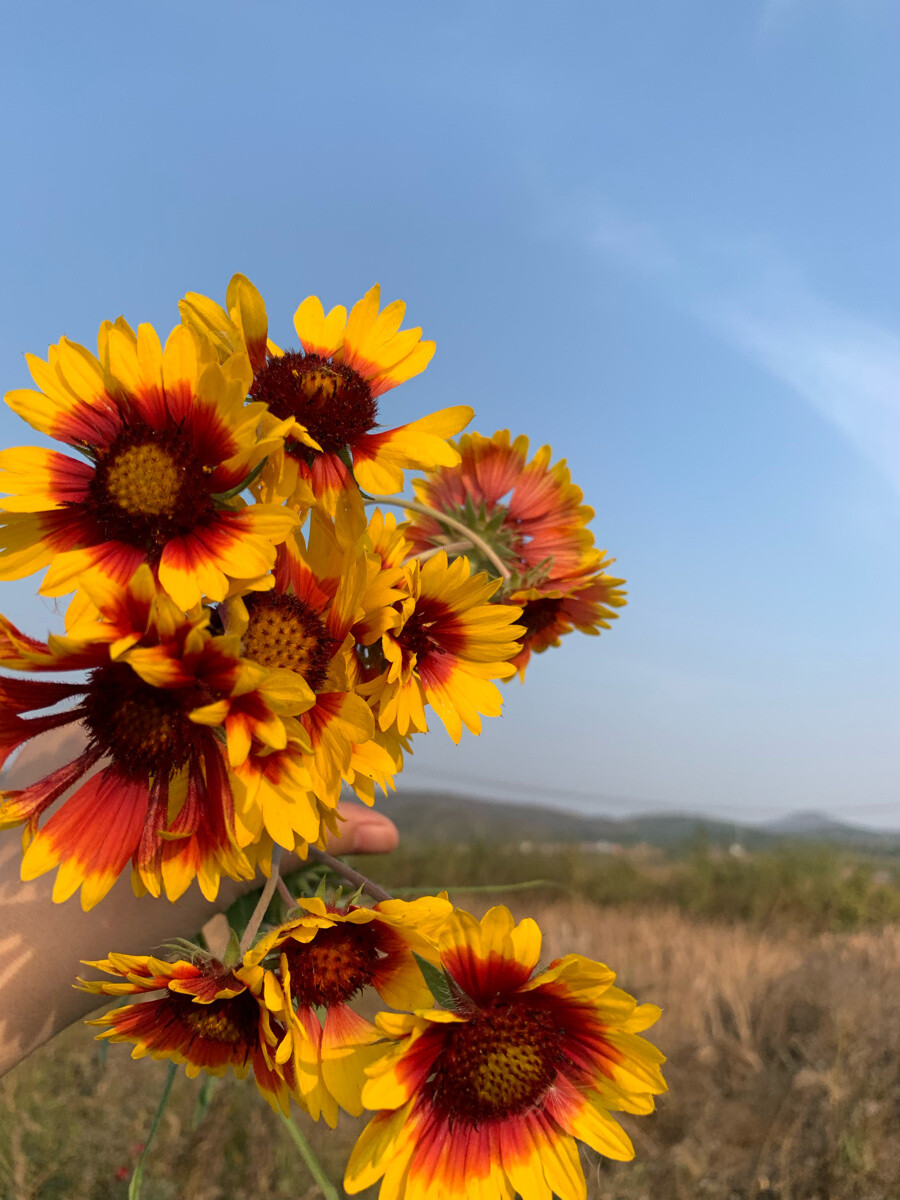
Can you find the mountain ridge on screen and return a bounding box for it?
[374,788,900,852]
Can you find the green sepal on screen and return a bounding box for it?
[221,927,243,968]
[315,873,330,900]
[159,937,207,961]
[211,457,267,503]
[413,952,457,1010]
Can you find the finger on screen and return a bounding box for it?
[327,800,399,855]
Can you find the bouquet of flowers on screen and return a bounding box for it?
[0,275,664,1199]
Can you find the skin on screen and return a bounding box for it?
[0,727,399,1078]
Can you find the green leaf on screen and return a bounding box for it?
[413,952,456,1010]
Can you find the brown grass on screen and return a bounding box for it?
[2,901,900,1200]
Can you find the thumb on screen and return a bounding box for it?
[325,800,399,855]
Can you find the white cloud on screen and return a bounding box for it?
[716,287,900,493]
[585,208,900,498]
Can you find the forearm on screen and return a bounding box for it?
[0,838,261,1076]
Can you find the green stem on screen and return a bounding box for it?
[404,538,470,564]
[239,845,284,954]
[361,492,511,582]
[306,845,393,902]
[391,879,560,896]
[128,1062,177,1200]
[275,873,295,907]
[280,1112,341,1200]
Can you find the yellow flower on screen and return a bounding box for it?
[242,895,452,1127]
[181,275,473,516]
[0,319,297,609]
[359,551,524,743]
[346,905,666,1200]
[220,513,405,850]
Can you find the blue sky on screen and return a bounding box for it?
[3,0,900,825]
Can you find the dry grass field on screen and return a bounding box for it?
[3,882,900,1200]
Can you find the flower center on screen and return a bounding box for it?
[521,598,562,637]
[428,1002,563,1124]
[82,663,204,778]
[242,594,333,690]
[88,425,215,556]
[178,992,258,1046]
[285,922,381,1008]
[250,351,378,457]
[397,599,459,661]
[104,443,183,516]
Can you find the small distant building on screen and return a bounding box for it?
[578,840,623,856]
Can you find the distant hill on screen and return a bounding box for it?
[375,789,900,853]
[762,809,900,847]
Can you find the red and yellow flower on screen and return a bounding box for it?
[241,895,452,1127]
[405,430,627,677]
[408,431,598,579]
[180,274,473,515]
[79,952,293,1113]
[358,551,524,743]
[0,319,298,609]
[0,569,308,908]
[346,905,666,1200]
[509,570,627,678]
[218,512,405,852]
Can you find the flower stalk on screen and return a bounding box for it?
[279,1113,340,1200]
[361,491,511,580]
[305,845,394,902]
[238,845,284,954]
[128,1062,177,1200]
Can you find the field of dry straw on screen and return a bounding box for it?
[2,887,900,1200]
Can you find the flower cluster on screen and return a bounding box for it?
[81,903,666,1200]
[78,895,452,1119]
[0,278,526,907]
[0,273,657,1197]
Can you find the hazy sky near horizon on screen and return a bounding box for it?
[3,1,900,826]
